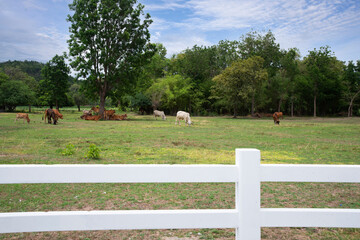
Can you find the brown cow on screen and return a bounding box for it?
[110,114,127,120]
[14,113,30,124]
[91,107,100,113]
[274,112,283,119]
[104,110,115,120]
[273,112,280,125]
[53,109,63,119]
[44,109,58,125]
[84,115,101,121]
[44,108,62,123]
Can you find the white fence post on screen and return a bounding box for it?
[236,149,261,240]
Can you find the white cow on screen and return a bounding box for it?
[154,110,166,120]
[83,110,92,115]
[175,111,192,126]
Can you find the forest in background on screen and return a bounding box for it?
[0,31,359,117]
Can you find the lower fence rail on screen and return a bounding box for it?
[261,208,360,228]
[0,209,238,233]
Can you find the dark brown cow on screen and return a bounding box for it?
[44,109,58,125]
[14,113,30,124]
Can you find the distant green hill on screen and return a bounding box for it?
[0,60,45,82]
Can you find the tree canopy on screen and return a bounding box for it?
[67,0,155,118]
[39,54,70,109]
[212,56,268,117]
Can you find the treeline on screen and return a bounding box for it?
[1,31,360,117]
[131,31,360,117]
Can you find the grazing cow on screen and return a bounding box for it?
[44,109,58,125]
[273,112,280,125]
[53,109,63,119]
[274,112,283,119]
[84,115,101,121]
[175,111,192,126]
[154,110,166,120]
[14,113,30,124]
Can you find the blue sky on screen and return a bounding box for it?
[0,0,359,63]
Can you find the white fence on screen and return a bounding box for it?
[0,149,360,239]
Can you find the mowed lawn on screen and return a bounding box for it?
[1,111,360,239]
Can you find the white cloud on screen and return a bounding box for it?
[160,33,212,57]
[144,0,188,11]
[149,17,170,31]
[22,0,47,11]
[155,0,360,60]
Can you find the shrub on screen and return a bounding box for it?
[85,144,101,159]
[61,143,76,156]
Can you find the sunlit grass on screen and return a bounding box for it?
[1,111,360,239]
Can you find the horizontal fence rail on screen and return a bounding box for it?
[0,149,359,239]
[0,164,239,184]
[0,210,238,233]
[261,164,360,182]
[261,208,360,228]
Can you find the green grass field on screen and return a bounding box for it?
[1,110,360,239]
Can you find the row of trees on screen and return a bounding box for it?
[133,32,360,117]
[1,0,359,117]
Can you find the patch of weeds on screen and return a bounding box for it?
[85,144,101,160]
[61,143,76,156]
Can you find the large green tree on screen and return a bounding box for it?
[67,0,155,118]
[268,48,300,115]
[39,54,70,109]
[146,74,194,114]
[305,46,343,117]
[212,56,268,117]
[238,31,282,78]
[169,45,220,113]
[343,61,360,117]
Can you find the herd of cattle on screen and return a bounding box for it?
[14,109,283,126]
[80,107,128,121]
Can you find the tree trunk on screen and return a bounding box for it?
[189,98,192,115]
[99,88,106,120]
[251,94,255,117]
[77,105,81,112]
[348,104,353,117]
[291,100,294,117]
[28,105,31,113]
[277,98,282,112]
[313,94,317,117]
[56,100,59,110]
[348,90,360,117]
[233,107,237,118]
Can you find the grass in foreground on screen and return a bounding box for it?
[1,111,360,239]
